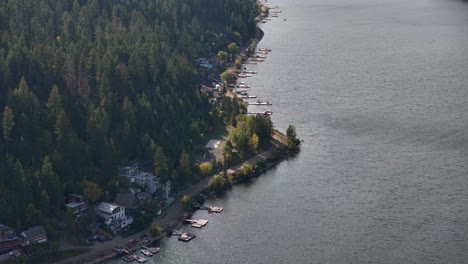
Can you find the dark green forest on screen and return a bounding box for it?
[0,0,259,228]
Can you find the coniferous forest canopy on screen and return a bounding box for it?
[0,0,259,227]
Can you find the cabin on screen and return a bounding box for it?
[19,226,47,247]
[65,194,87,216]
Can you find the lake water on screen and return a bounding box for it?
[108,0,468,263]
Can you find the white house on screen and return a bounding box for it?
[118,163,171,197]
[96,202,133,229]
[19,226,47,247]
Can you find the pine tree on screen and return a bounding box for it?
[2,106,15,144]
[154,146,169,181]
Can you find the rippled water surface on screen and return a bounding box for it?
[108,0,468,263]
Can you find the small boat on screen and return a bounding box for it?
[258,48,272,52]
[140,249,152,257]
[240,95,257,99]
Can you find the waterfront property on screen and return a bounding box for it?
[65,194,87,218]
[0,224,19,255]
[19,226,47,246]
[96,202,133,232]
[118,162,171,200]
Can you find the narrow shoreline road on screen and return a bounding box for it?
[57,132,288,264]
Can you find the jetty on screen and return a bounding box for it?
[136,256,147,263]
[235,88,248,95]
[142,246,160,254]
[240,95,257,99]
[140,249,152,257]
[178,232,196,242]
[185,219,209,228]
[238,73,253,78]
[251,58,265,62]
[247,109,273,116]
[208,206,224,213]
[242,70,257,74]
[121,255,134,262]
[248,100,272,106]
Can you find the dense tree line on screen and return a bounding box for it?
[0,0,258,228]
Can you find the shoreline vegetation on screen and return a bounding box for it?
[48,1,300,263]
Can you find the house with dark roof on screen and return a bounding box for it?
[65,194,87,216]
[0,225,19,254]
[113,193,141,210]
[19,226,47,246]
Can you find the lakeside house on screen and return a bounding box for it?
[118,163,171,200]
[19,226,47,247]
[65,194,87,218]
[96,202,133,232]
[0,225,19,255]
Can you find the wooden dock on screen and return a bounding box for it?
[247,100,272,106]
[208,206,224,213]
[185,219,209,228]
[178,232,196,242]
[246,110,273,116]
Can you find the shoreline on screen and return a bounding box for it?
[54,2,293,263]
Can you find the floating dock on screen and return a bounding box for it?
[142,246,160,254]
[251,58,265,62]
[140,249,152,257]
[240,95,257,99]
[185,219,209,228]
[178,232,196,242]
[208,206,224,213]
[136,256,147,263]
[238,73,253,78]
[121,255,134,262]
[246,110,273,116]
[248,100,272,106]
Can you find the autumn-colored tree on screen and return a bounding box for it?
[83,180,102,202]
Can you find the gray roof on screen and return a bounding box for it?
[97,202,120,214]
[22,226,46,240]
[136,192,152,200]
[113,193,141,210]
